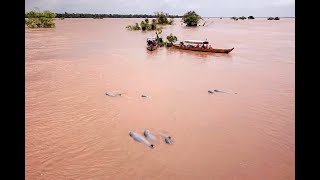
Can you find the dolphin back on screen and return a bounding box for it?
[144,130,157,141]
[129,131,154,148]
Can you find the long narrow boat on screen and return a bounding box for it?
[172,40,234,54]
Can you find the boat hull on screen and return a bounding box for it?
[147,45,158,51]
[172,44,234,53]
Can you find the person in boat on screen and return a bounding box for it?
[196,44,200,48]
[209,45,212,49]
[152,40,157,46]
[147,40,153,46]
[201,43,205,48]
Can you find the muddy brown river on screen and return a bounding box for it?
[26,18,294,180]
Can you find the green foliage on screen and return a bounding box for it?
[155,12,169,24]
[151,19,157,30]
[231,17,238,21]
[25,10,56,28]
[126,23,141,30]
[146,24,152,30]
[141,21,146,31]
[166,33,177,47]
[239,16,247,20]
[182,11,202,26]
[126,18,160,31]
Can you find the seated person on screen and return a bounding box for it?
[153,40,157,46]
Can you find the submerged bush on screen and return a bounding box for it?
[141,21,146,31]
[126,12,174,31]
[155,12,169,24]
[151,19,157,30]
[248,16,255,19]
[231,17,238,21]
[182,11,202,26]
[25,10,56,28]
[126,23,141,30]
[166,33,177,47]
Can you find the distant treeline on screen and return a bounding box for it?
[47,13,182,19]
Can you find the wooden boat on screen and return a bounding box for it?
[147,44,158,51]
[172,40,234,54]
[146,37,158,51]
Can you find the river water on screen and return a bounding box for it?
[26,18,294,180]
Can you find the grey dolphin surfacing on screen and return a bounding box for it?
[106,92,122,97]
[141,95,151,98]
[208,89,228,94]
[159,132,173,144]
[143,130,157,141]
[129,131,154,148]
[214,89,225,93]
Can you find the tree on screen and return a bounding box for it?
[182,11,202,26]
[151,19,157,30]
[166,33,177,47]
[231,17,238,21]
[140,21,146,31]
[155,12,169,24]
[248,16,255,19]
[25,10,56,28]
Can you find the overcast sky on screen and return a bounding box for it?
[25,0,295,17]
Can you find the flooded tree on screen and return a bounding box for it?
[141,21,146,31]
[126,23,141,30]
[182,11,202,26]
[155,12,169,24]
[25,10,56,28]
[166,33,178,47]
[151,19,157,30]
[231,17,239,21]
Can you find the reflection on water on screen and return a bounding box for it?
[26,18,294,180]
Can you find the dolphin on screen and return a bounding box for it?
[106,92,122,97]
[159,132,173,144]
[141,95,151,98]
[208,89,228,94]
[214,89,226,93]
[129,131,154,148]
[143,130,157,141]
